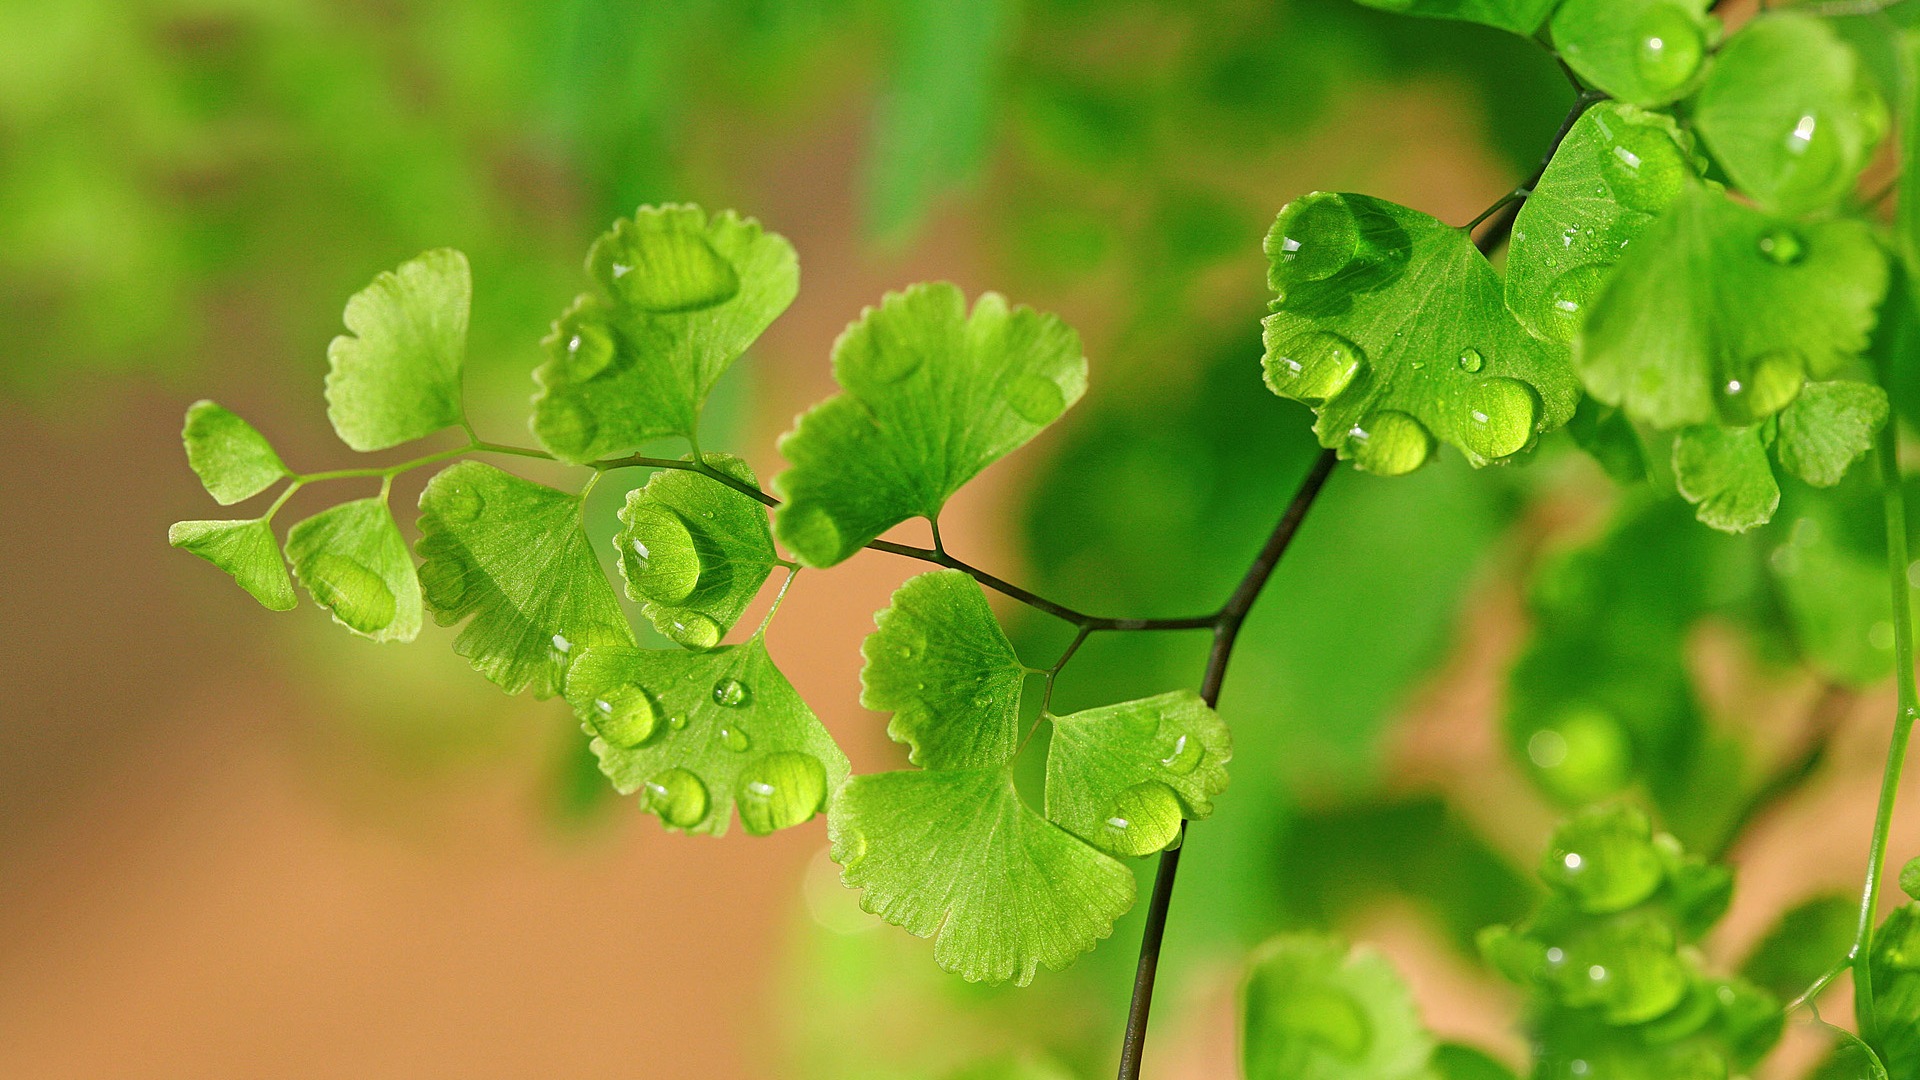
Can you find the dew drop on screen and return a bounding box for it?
[667,713,688,731]
[718,725,751,753]
[1461,378,1542,462]
[1098,782,1184,857]
[1630,5,1705,99]
[601,227,741,313]
[668,612,723,650]
[1347,411,1433,477]
[435,484,485,524]
[1159,733,1203,776]
[306,553,397,635]
[735,752,830,835]
[1714,351,1804,425]
[1268,195,1360,284]
[1542,807,1665,914]
[1601,120,1691,214]
[1457,347,1485,373]
[1540,265,1614,344]
[862,342,924,385]
[591,684,658,749]
[712,677,751,708]
[560,320,616,382]
[1268,332,1367,402]
[1007,373,1067,425]
[643,768,709,829]
[1757,227,1805,266]
[620,503,699,604]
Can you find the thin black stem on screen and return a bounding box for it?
[1467,90,1608,255]
[1114,448,1339,1080]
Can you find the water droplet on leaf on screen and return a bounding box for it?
[1541,806,1665,913]
[561,320,615,381]
[1602,120,1691,213]
[712,677,750,708]
[1714,351,1803,424]
[1270,195,1360,284]
[668,612,722,650]
[1348,411,1432,476]
[1540,264,1614,343]
[436,484,485,523]
[1461,378,1541,462]
[1631,5,1705,98]
[1098,782,1183,857]
[1269,332,1367,402]
[591,684,657,748]
[719,725,751,753]
[1757,227,1805,266]
[644,768,709,829]
[736,752,829,835]
[621,503,699,604]
[1159,733,1203,775]
[1457,347,1485,373]
[1006,373,1067,425]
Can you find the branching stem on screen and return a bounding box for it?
[1114,447,1339,1080]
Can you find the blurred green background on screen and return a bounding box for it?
[2,1,1903,1077]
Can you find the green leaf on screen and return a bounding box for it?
[1550,0,1716,107]
[1540,805,1665,915]
[1740,892,1856,1000]
[1044,690,1231,857]
[168,518,297,611]
[1673,423,1780,533]
[830,767,1134,985]
[285,497,421,641]
[564,636,849,836]
[1810,1025,1890,1080]
[1692,13,1888,215]
[1261,193,1578,472]
[1428,1045,1517,1080]
[182,400,288,505]
[831,569,1134,984]
[775,283,1087,566]
[1506,104,1701,345]
[1777,380,1890,488]
[1770,477,1902,686]
[859,568,1026,769]
[531,206,798,464]
[416,461,634,697]
[615,455,776,649]
[866,0,1009,241]
[1564,398,1648,485]
[1241,934,1435,1080]
[1904,857,1920,901]
[324,248,470,452]
[1875,905,1920,1078]
[1577,185,1888,430]
[1347,0,1555,36]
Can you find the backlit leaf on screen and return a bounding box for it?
[1740,892,1856,1001]
[1672,423,1779,533]
[775,283,1087,566]
[168,518,297,611]
[531,205,798,464]
[1241,934,1435,1080]
[324,248,470,452]
[285,497,421,641]
[1776,380,1889,488]
[859,569,1025,769]
[1506,103,1701,345]
[1348,0,1556,36]
[615,454,776,649]
[182,400,288,505]
[1577,185,1887,430]
[1692,13,1888,215]
[416,462,634,697]
[564,636,849,836]
[1044,690,1231,857]
[1550,0,1717,107]
[830,767,1135,985]
[1262,193,1578,472]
